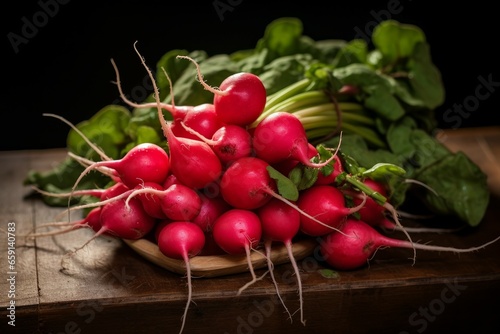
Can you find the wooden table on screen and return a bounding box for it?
[1,127,499,334]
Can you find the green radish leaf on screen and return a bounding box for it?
[23,157,109,207]
[155,49,192,100]
[255,17,303,59]
[121,125,165,155]
[407,42,446,109]
[67,105,131,160]
[315,144,335,177]
[289,165,319,191]
[372,20,426,65]
[332,38,368,68]
[362,163,406,179]
[415,152,489,227]
[318,269,340,280]
[267,166,299,201]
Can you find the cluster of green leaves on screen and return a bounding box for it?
[24,17,489,226]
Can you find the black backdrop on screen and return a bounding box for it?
[3,1,499,151]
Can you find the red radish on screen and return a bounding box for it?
[126,183,202,221]
[157,221,206,334]
[133,181,168,219]
[212,209,266,295]
[252,112,336,168]
[211,72,267,126]
[164,121,223,189]
[163,173,180,189]
[219,157,277,210]
[60,197,157,270]
[257,198,305,325]
[70,142,170,191]
[157,183,202,221]
[320,218,500,271]
[180,122,252,165]
[97,197,156,240]
[171,103,222,141]
[297,184,366,237]
[131,43,222,190]
[191,193,231,232]
[176,55,267,127]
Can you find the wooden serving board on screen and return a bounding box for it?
[123,238,317,278]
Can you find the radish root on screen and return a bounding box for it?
[176,55,228,97]
[237,242,269,296]
[264,240,293,323]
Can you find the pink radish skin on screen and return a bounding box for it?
[157,221,206,334]
[164,121,222,189]
[212,209,262,254]
[252,112,335,168]
[257,198,305,325]
[180,122,252,166]
[191,193,231,232]
[219,157,277,210]
[98,197,157,240]
[126,183,202,221]
[320,218,500,271]
[134,181,168,219]
[163,174,181,189]
[211,125,252,165]
[297,185,365,237]
[159,184,202,221]
[176,55,267,127]
[212,209,265,295]
[212,72,267,126]
[71,143,170,191]
[171,103,222,141]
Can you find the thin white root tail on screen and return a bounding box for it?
[264,241,293,322]
[237,244,269,296]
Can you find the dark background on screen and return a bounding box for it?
[3,1,499,151]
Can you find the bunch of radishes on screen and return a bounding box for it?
[31,46,500,333]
